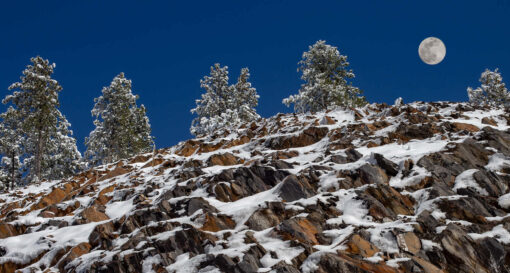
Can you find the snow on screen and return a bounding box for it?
[0,221,100,265]
[207,185,281,229]
[453,169,489,196]
[486,153,510,172]
[105,198,135,219]
[469,224,510,244]
[498,193,510,209]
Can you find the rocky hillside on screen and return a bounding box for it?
[2,102,510,273]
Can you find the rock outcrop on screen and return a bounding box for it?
[1,102,510,272]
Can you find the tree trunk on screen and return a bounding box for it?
[35,131,43,182]
[10,152,15,189]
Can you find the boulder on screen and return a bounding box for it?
[208,153,239,166]
[345,234,380,257]
[265,126,329,150]
[278,175,315,202]
[372,153,399,176]
[81,205,109,223]
[277,218,319,245]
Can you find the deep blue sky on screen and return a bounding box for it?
[0,1,509,151]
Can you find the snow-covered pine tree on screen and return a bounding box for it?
[233,68,260,122]
[4,56,82,183]
[85,72,153,166]
[283,40,367,113]
[190,64,260,136]
[467,68,509,106]
[191,63,233,136]
[0,107,23,190]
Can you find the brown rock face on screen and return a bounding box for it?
[0,223,19,239]
[277,218,319,245]
[57,242,92,272]
[265,126,329,150]
[345,234,380,257]
[81,205,110,222]
[32,187,67,210]
[481,117,497,126]
[452,122,480,132]
[208,153,239,166]
[2,102,510,273]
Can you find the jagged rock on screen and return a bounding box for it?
[440,223,486,272]
[478,126,510,155]
[201,212,236,232]
[81,205,109,222]
[452,122,480,132]
[436,197,491,224]
[416,210,440,233]
[357,164,389,185]
[187,197,218,215]
[3,102,510,273]
[265,126,329,150]
[372,153,399,176]
[272,262,301,273]
[481,117,498,126]
[330,148,362,164]
[57,242,91,272]
[418,139,490,185]
[211,165,289,201]
[89,221,118,249]
[277,217,319,245]
[396,232,421,254]
[245,207,282,231]
[0,223,20,239]
[363,184,414,216]
[345,234,380,257]
[278,175,315,202]
[315,253,400,273]
[208,153,239,166]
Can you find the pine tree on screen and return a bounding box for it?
[467,68,509,106]
[85,73,153,166]
[190,64,260,136]
[4,56,82,183]
[283,40,366,113]
[0,107,23,190]
[233,68,260,122]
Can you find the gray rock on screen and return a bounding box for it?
[278,175,315,202]
[373,153,399,176]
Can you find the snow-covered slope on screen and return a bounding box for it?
[1,102,510,273]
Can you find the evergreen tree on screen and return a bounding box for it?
[467,68,509,106]
[190,64,260,136]
[4,56,82,183]
[85,73,153,166]
[283,40,366,113]
[0,107,23,190]
[233,68,260,122]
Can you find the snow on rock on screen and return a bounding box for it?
[1,102,510,272]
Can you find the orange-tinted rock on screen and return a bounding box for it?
[265,127,329,150]
[32,187,67,210]
[481,117,497,126]
[278,218,319,245]
[345,234,380,257]
[142,157,164,168]
[411,256,445,273]
[57,242,92,272]
[81,206,109,222]
[0,223,18,239]
[200,213,236,232]
[208,153,239,166]
[452,122,479,132]
[396,232,421,254]
[99,166,131,181]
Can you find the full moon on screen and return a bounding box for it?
[418,37,446,65]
